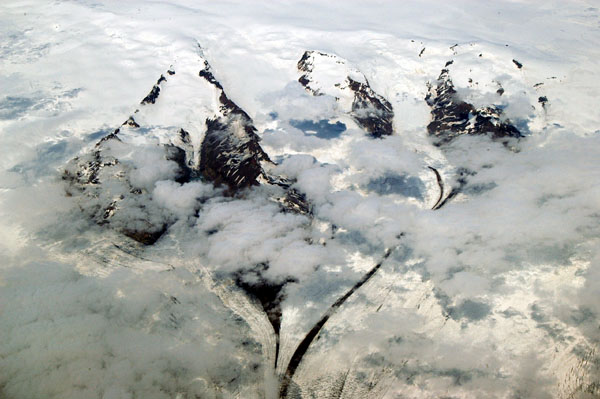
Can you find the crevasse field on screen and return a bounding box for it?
[1,1,599,398]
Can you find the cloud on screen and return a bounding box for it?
[0,261,265,399]
[152,180,215,217]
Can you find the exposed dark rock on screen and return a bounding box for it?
[179,128,191,145]
[123,225,167,245]
[141,86,160,105]
[98,129,120,145]
[63,148,117,187]
[62,67,200,245]
[425,68,522,145]
[165,144,191,184]
[141,74,167,104]
[419,47,426,57]
[348,77,394,138]
[297,50,314,72]
[197,58,274,194]
[296,51,316,95]
[63,130,186,245]
[64,160,167,245]
[297,50,324,95]
[298,74,311,90]
[264,175,312,216]
[200,117,268,193]
[512,59,523,69]
[538,96,548,109]
[66,58,311,246]
[282,188,312,215]
[199,60,224,90]
[123,116,140,128]
[176,128,196,170]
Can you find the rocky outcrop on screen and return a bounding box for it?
[297,50,394,138]
[347,77,394,138]
[425,68,522,145]
[198,60,272,193]
[200,117,267,192]
[140,74,166,105]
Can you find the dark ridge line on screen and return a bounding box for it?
[274,335,280,370]
[512,59,523,69]
[432,187,458,211]
[279,248,393,398]
[432,168,472,210]
[428,166,444,210]
[141,74,167,105]
[425,67,522,145]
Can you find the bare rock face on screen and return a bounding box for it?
[347,77,394,138]
[200,117,267,192]
[425,68,522,146]
[140,74,166,105]
[198,60,272,193]
[297,50,394,138]
[282,188,312,215]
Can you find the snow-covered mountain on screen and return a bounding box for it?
[297,50,395,138]
[1,1,599,399]
[63,50,310,246]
